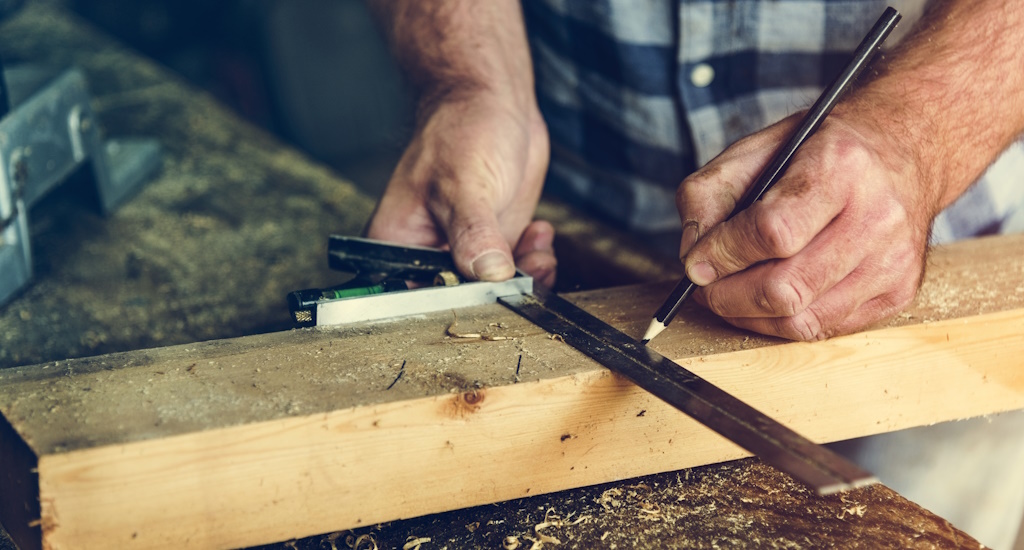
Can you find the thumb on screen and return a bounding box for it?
[439,198,516,282]
[676,115,799,260]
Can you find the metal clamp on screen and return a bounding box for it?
[0,66,162,307]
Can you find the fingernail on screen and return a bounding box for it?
[471,250,514,281]
[688,261,717,286]
[679,221,699,259]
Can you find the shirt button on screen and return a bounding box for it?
[690,63,715,88]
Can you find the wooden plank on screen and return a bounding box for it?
[1016,508,1024,550]
[0,233,1022,549]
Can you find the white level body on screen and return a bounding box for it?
[315,274,533,326]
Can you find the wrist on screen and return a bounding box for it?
[832,86,945,222]
[416,84,541,131]
[835,1,1024,215]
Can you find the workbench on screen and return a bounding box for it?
[0,3,1008,549]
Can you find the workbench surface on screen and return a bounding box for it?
[0,3,984,548]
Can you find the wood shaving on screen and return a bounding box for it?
[838,496,869,520]
[639,502,661,514]
[547,334,564,342]
[638,500,662,519]
[838,504,868,519]
[502,536,521,550]
[402,536,431,550]
[320,532,343,550]
[535,531,561,545]
[346,533,378,550]
[526,507,589,547]
[539,508,590,528]
[447,311,514,341]
[599,488,623,511]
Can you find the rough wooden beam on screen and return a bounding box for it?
[1,234,1022,549]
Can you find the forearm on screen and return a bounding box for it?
[367,0,537,113]
[841,0,1024,216]
[364,1,553,285]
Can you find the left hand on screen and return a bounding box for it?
[675,108,936,341]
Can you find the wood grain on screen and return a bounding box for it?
[1,234,1022,549]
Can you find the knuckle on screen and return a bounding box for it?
[782,309,827,342]
[874,243,926,296]
[675,179,693,204]
[761,274,812,317]
[873,199,912,234]
[884,283,918,315]
[893,283,919,308]
[833,135,875,171]
[702,284,728,316]
[752,209,801,257]
[677,169,716,207]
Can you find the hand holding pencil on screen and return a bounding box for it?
[644,7,914,343]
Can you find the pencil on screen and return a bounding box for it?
[642,6,902,344]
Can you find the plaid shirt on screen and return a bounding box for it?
[523,0,1024,243]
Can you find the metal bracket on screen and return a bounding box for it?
[0,66,162,307]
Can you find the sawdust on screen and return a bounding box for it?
[266,460,980,549]
[890,237,1024,326]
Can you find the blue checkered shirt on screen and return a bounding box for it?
[523,0,1024,243]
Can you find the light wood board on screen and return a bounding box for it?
[1,234,1022,549]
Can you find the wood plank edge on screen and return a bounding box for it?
[0,412,42,550]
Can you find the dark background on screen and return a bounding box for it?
[67,0,413,199]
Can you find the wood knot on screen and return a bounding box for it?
[462,389,484,405]
[444,388,486,418]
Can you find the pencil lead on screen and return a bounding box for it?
[642,318,667,344]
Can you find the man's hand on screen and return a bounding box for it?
[676,112,931,340]
[366,94,556,287]
[365,0,555,287]
[675,0,1024,341]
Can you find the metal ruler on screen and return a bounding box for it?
[500,289,877,495]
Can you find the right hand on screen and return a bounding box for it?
[675,108,934,341]
[365,93,556,288]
